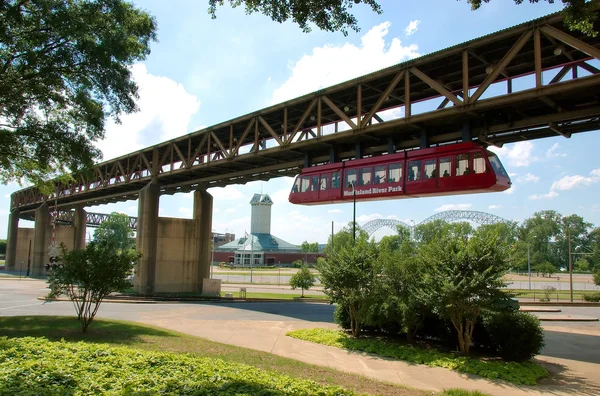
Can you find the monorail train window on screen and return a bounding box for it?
[408,160,421,181]
[311,176,319,191]
[320,173,329,190]
[360,167,372,185]
[389,163,402,183]
[301,177,311,192]
[424,159,437,179]
[439,157,452,177]
[345,169,357,188]
[374,165,386,184]
[292,177,301,193]
[456,154,469,176]
[487,151,509,177]
[331,171,341,188]
[473,152,486,174]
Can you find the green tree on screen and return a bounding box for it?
[468,0,598,37]
[0,239,6,256]
[0,0,157,186]
[324,221,369,255]
[289,265,316,297]
[47,242,140,332]
[93,212,134,251]
[533,262,556,277]
[300,241,319,253]
[574,258,590,272]
[413,226,511,355]
[593,270,600,286]
[318,241,377,337]
[209,1,597,36]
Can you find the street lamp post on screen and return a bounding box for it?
[352,182,356,243]
[528,244,531,291]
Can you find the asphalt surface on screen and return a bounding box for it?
[1,278,600,365]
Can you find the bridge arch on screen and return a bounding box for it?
[363,210,510,236]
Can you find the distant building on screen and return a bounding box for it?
[214,193,321,266]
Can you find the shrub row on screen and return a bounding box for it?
[583,292,600,302]
[0,337,354,395]
[335,304,545,363]
[287,328,548,385]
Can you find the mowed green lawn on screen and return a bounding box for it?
[0,316,425,396]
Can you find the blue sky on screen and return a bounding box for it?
[2,0,599,244]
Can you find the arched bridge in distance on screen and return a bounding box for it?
[362,210,511,237]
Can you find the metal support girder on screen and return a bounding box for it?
[388,138,395,154]
[471,30,533,102]
[462,122,471,142]
[549,122,571,138]
[355,143,362,160]
[420,130,428,149]
[329,148,336,164]
[304,152,312,168]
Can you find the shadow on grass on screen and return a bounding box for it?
[0,316,176,345]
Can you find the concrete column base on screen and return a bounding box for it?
[5,209,19,271]
[134,183,159,294]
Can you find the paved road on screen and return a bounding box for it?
[1,278,599,362]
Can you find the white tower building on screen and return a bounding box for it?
[250,193,273,234]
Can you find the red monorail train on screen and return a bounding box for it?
[288,142,511,205]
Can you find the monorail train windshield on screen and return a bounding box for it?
[289,142,511,206]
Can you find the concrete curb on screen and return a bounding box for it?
[537,316,599,322]
[518,301,600,307]
[39,296,332,304]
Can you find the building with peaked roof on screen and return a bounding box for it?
[214,193,320,266]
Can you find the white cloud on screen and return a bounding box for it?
[208,185,245,201]
[272,22,419,103]
[434,203,472,212]
[225,208,236,213]
[550,169,600,191]
[404,20,420,36]
[517,173,540,183]
[95,63,201,161]
[357,213,384,223]
[529,191,558,200]
[328,209,343,213]
[546,143,567,158]
[491,141,536,167]
[488,205,503,210]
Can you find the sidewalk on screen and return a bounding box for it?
[133,305,600,396]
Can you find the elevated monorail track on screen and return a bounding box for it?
[10,7,600,219]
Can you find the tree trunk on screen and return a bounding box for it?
[301,288,304,297]
[451,317,467,354]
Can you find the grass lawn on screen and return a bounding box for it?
[0,316,424,396]
[287,328,548,386]
[507,288,590,301]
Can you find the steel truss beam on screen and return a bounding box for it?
[11,6,600,213]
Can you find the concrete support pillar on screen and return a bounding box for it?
[194,190,213,291]
[5,209,19,271]
[134,183,159,294]
[73,206,87,250]
[32,203,49,276]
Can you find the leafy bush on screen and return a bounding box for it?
[0,337,354,395]
[482,311,545,362]
[287,328,548,385]
[583,292,600,302]
[540,286,556,302]
[289,265,316,297]
[440,390,490,396]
